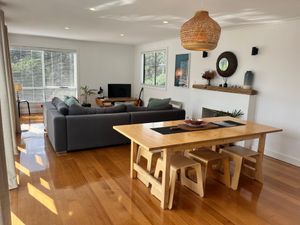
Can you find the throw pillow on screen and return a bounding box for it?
[147,104,173,111]
[52,97,63,108]
[68,104,126,115]
[64,96,80,107]
[147,98,171,110]
[56,102,69,115]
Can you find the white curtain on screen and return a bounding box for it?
[5,26,21,135]
[0,104,12,225]
[0,10,18,189]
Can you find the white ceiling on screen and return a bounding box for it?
[2,0,300,45]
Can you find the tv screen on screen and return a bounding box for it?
[108,84,131,98]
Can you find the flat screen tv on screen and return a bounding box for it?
[108,84,131,98]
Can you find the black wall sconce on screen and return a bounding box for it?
[251,47,259,56]
[202,51,208,58]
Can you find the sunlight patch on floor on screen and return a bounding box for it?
[17,146,27,154]
[27,183,58,214]
[15,161,30,177]
[40,177,51,190]
[11,212,25,225]
[16,174,20,185]
[21,123,44,135]
[28,125,44,134]
[35,154,44,166]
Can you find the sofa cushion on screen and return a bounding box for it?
[64,96,80,106]
[114,101,135,106]
[105,105,127,113]
[147,98,171,110]
[52,97,64,108]
[147,104,173,111]
[56,102,69,115]
[126,105,148,112]
[68,104,126,115]
[51,97,69,115]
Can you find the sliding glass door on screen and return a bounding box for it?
[10,47,77,102]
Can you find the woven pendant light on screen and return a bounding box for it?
[180,10,221,51]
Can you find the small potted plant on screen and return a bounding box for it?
[202,70,216,86]
[80,85,97,107]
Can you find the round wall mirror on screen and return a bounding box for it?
[218,58,229,71]
[216,51,238,77]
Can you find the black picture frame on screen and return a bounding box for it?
[216,51,238,77]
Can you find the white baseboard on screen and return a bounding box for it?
[246,141,300,167]
[264,150,300,167]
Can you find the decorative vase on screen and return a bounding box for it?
[244,71,254,89]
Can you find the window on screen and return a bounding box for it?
[10,47,77,102]
[142,49,167,87]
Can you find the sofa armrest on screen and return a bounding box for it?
[43,102,56,131]
[47,110,67,152]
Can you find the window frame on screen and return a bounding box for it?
[141,48,168,89]
[10,45,78,103]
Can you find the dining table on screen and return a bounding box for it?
[113,116,282,209]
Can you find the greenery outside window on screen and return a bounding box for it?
[142,49,167,87]
[10,46,77,103]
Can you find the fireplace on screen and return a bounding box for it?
[202,107,244,118]
[202,107,222,118]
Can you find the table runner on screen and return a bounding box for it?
[151,120,244,135]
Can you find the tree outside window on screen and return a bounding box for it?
[142,49,167,87]
[10,47,77,102]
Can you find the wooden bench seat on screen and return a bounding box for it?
[220,145,262,190]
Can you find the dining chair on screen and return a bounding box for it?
[220,145,261,190]
[151,154,204,209]
[135,146,162,187]
[187,148,231,189]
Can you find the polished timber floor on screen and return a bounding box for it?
[10,115,300,225]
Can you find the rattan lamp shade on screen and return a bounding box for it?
[180,11,221,51]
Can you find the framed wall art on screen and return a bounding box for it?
[174,53,190,88]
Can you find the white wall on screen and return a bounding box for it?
[133,20,300,166]
[8,34,135,112]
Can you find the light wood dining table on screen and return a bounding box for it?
[113,116,282,209]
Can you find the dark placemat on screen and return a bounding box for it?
[151,120,245,135]
[212,120,245,127]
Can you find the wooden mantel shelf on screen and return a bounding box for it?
[192,84,258,95]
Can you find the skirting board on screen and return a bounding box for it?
[245,141,300,167]
[264,150,300,167]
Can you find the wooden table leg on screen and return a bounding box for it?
[130,141,138,179]
[231,155,243,190]
[161,149,172,209]
[256,134,266,183]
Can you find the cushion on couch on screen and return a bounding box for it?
[52,97,64,108]
[126,105,148,112]
[56,102,69,115]
[64,96,80,106]
[51,97,69,115]
[105,105,127,113]
[147,98,171,110]
[147,104,173,111]
[69,104,126,115]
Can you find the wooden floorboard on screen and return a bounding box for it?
[10,115,300,225]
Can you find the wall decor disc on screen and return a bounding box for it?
[216,51,238,77]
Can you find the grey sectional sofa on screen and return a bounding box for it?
[44,101,185,152]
